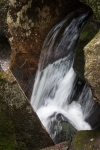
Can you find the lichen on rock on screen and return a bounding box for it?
[84,31,100,105]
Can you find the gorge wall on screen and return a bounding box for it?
[7,0,83,99]
[0,0,100,149]
[6,0,100,104]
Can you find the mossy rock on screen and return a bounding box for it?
[69,130,100,150]
[0,70,54,150]
[0,93,16,150]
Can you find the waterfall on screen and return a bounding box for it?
[31,8,97,143]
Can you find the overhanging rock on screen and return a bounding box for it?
[80,0,100,20]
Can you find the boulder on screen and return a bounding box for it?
[46,113,77,144]
[0,70,54,150]
[84,31,100,105]
[69,130,100,150]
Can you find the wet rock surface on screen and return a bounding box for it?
[0,69,54,150]
[48,113,77,144]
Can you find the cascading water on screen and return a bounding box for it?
[31,7,100,143]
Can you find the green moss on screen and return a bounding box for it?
[79,18,98,42]
[0,72,5,80]
[0,70,54,149]
[0,104,16,150]
[0,76,16,150]
[69,130,100,150]
[80,31,88,39]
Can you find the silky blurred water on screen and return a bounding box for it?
[31,8,95,143]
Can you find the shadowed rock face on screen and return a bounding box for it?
[80,0,100,20]
[0,70,54,150]
[74,15,100,79]
[7,0,84,99]
[0,35,11,72]
[0,1,11,73]
[0,0,8,36]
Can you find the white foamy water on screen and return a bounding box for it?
[31,59,91,133]
[31,9,94,143]
[31,59,93,143]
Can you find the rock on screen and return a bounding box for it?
[0,0,11,72]
[0,70,54,150]
[0,0,8,36]
[7,0,84,99]
[73,8,100,129]
[47,113,77,144]
[74,15,100,79]
[79,0,100,20]
[41,142,69,150]
[0,35,11,72]
[84,31,100,105]
[69,130,100,150]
